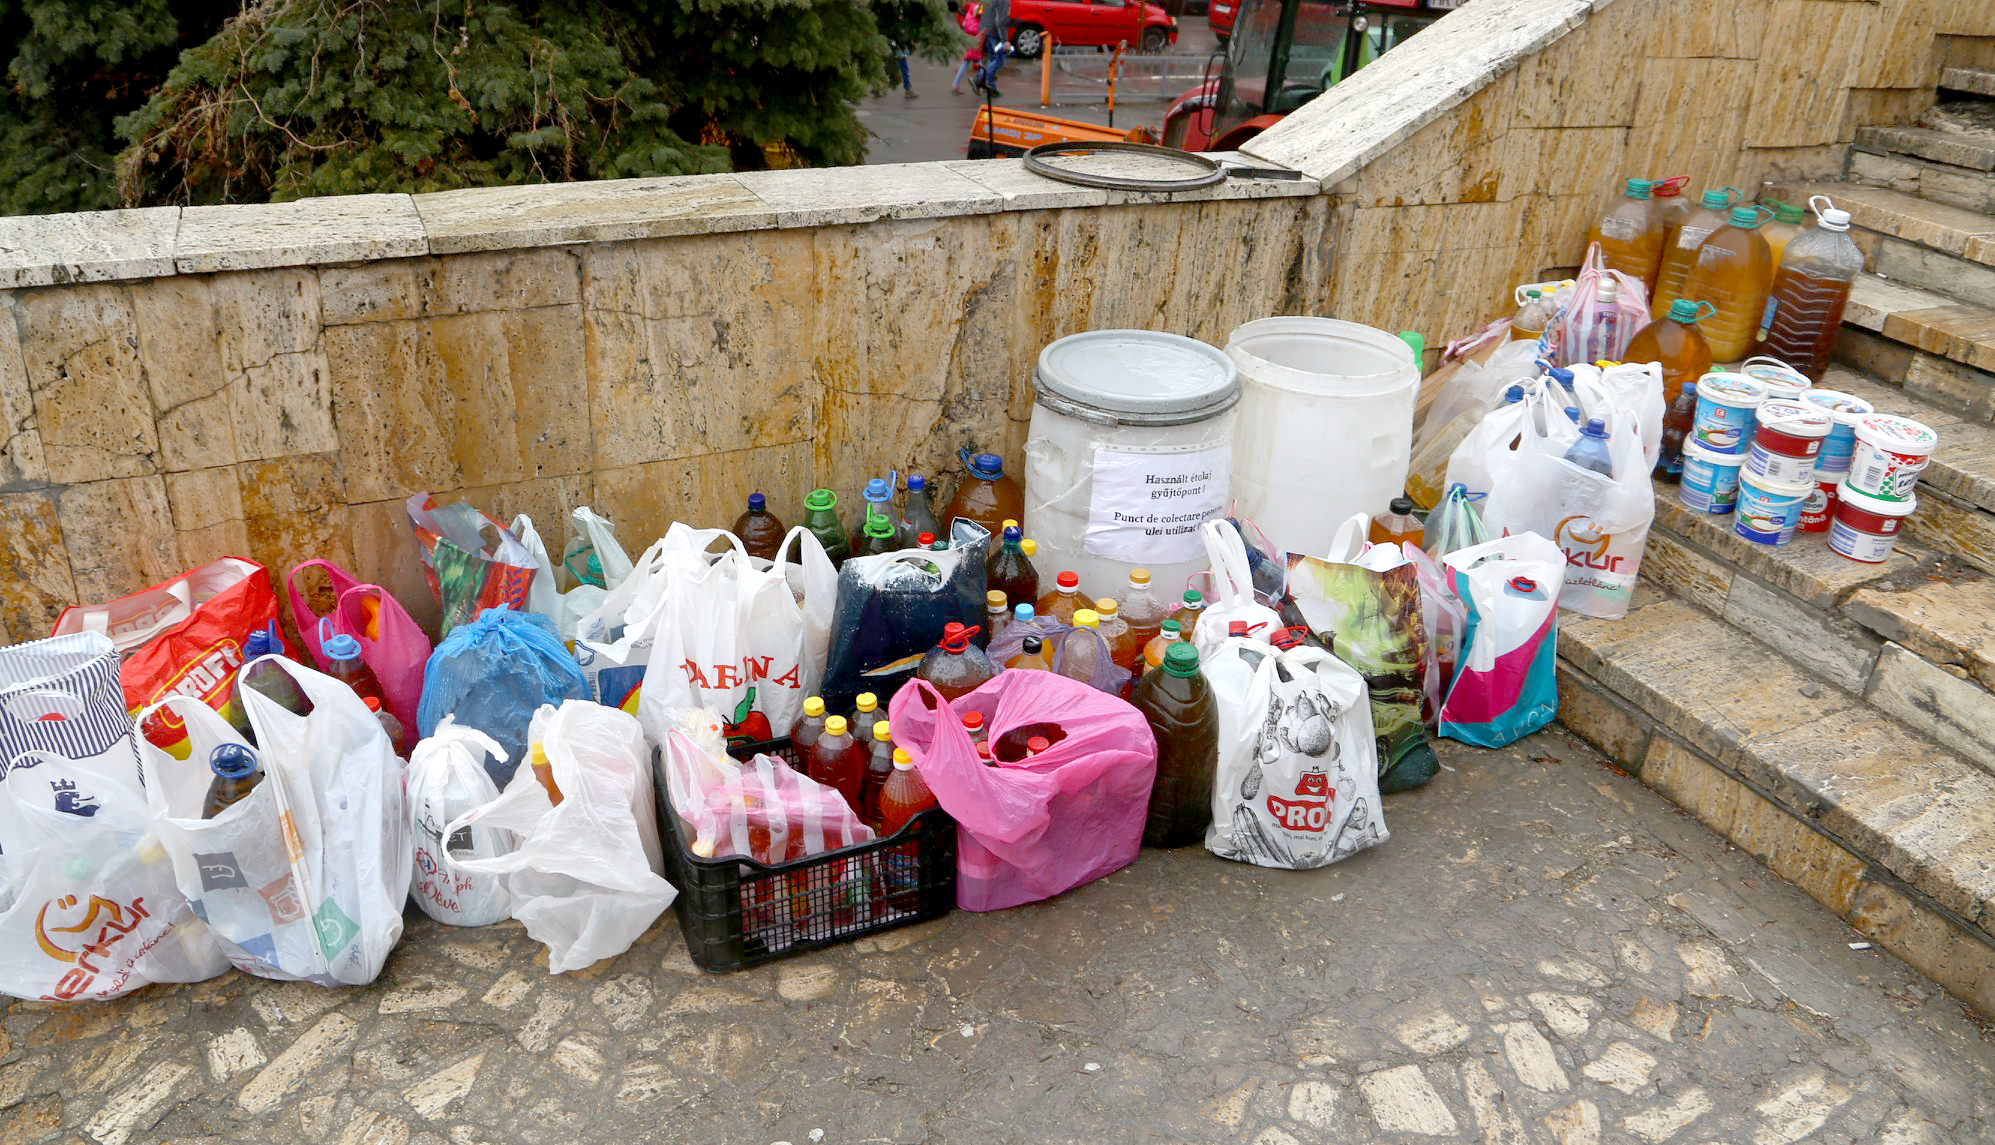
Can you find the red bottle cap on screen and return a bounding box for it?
[1026,736,1050,754]
[976,742,992,759]
[918,531,937,547]
[1058,571,1079,589]
[363,696,381,712]
[1227,621,1250,637]
[961,712,985,731]
[940,622,981,652]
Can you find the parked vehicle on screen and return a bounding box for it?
[1167,0,1456,150]
[1008,0,1179,57]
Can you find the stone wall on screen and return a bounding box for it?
[3,0,1988,639]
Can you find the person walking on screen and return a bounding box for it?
[950,0,984,94]
[973,0,1011,98]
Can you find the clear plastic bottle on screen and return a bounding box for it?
[857,513,899,557]
[792,696,828,753]
[1131,642,1219,848]
[987,525,1039,609]
[1058,609,1104,684]
[732,492,786,561]
[849,692,881,740]
[808,715,866,815]
[202,743,265,818]
[1654,381,1699,483]
[1622,298,1714,407]
[227,620,311,739]
[1749,196,1864,381]
[916,622,998,701]
[1118,568,1170,653]
[960,711,987,744]
[898,474,943,547]
[849,477,897,553]
[942,451,1024,538]
[1682,205,1775,362]
[1586,177,1666,291]
[1653,174,1692,233]
[801,489,852,567]
[1036,571,1093,624]
[1006,635,1053,671]
[984,590,1009,646]
[1020,538,1038,562]
[1563,418,1615,477]
[1142,617,1185,675]
[1368,497,1423,548]
[1652,186,1741,318]
[876,749,937,836]
[1174,590,1206,644]
[1094,598,1139,673]
[1508,289,1555,343]
[1012,602,1036,629]
[861,719,896,828]
[1759,198,1807,267]
[1576,276,1634,363]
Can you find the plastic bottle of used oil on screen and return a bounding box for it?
[1622,298,1715,407]
[1131,643,1219,848]
[1586,178,1666,291]
[1651,187,1741,318]
[1749,196,1864,381]
[1681,205,1774,362]
[1757,198,1808,267]
[1653,174,1693,233]
[941,451,1023,539]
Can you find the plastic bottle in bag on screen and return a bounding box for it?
[898,475,944,547]
[877,750,936,836]
[529,741,562,805]
[1563,418,1616,476]
[1369,497,1424,548]
[1118,568,1170,651]
[1749,196,1864,381]
[942,451,1024,537]
[801,489,852,567]
[1652,186,1741,318]
[203,743,265,818]
[1006,635,1053,671]
[1655,381,1699,483]
[1132,642,1219,848]
[1508,289,1555,342]
[1586,178,1665,291]
[228,621,312,738]
[321,619,385,707]
[917,622,998,700]
[362,695,408,756]
[1682,205,1775,362]
[1036,571,1094,624]
[1623,298,1713,407]
[732,493,787,561]
[857,513,899,558]
[1058,610,1105,683]
[1574,277,1635,363]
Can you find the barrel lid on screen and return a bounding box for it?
[1755,400,1832,437]
[1798,389,1873,422]
[1034,330,1240,426]
[1856,413,1939,454]
[1696,372,1768,406]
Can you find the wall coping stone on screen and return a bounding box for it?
[0,149,1324,286]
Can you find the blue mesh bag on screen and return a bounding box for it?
[417,608,588,786]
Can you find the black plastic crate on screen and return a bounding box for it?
[655,736,957,972]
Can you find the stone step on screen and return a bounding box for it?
[1848,144,1995,216]
[1943,66,1995,99]
[1851,125,1995,175]
[1838,274,1995,420]
[1777,180,1995,309]
[1643,466,1995,773]
[1556,590,1995,1019]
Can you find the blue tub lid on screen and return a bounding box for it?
[1033,330,1241,426]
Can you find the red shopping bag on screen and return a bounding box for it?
[287,560,433,734]
[52,557,284,754]
[405,493,539,636]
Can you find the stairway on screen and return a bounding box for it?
[1555,68,1995,1020]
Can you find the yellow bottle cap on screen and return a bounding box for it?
[530,743,548,764]
[824,715,848,736]
[1002,518,1019,531]
[1021,539,1036,557]
[1073,609,1099,628]
[803,696,825,717]
[1129,568,1151,585]
[986,589,1007,608]
[873,720,892,741]
[892,748,913,767]
[855,692,878,712]
[1095,597,1118,616]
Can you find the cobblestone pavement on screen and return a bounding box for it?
[4,730,1991,1144]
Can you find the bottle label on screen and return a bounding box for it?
[1598,215,1643,242]
[1676,225,1715,251]
[1086,443,1232,564]
[1756,297,1777,340]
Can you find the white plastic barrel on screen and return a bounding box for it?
[1227,317,1418,559]
[1022,331,1240,597]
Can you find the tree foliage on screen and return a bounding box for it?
[0,0,954,215]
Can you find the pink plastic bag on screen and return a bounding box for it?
[658,729,875,864]
[888,674,1156,912]
[287,560,433,734]
[1551,242,1650,366]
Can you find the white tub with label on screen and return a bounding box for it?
[1023,330,1241,598]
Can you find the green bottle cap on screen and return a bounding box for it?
[1623,178,1656,199]
[1665,298,1702,322]
[863,514,895,539]
[804,488,837,511]
[1727,205,1761,228]
[1765,199,1804,223]
[1162,642,1202,677]
[1183,589,1203,605]
[1397,330,1424,360]
[1697,186,1740,209]
[1160,618,1182,635]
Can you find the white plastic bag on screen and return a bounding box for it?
[1564,361,1665,471]
[1192,519,1281,659]
[1416,339,1543,455]
[1481,400,1655,619]
[636,523,837,746]
[407,719,516,926]
[515,507,636,643]
[0,751,229,1001]
[1204,633,1386,869]
[444,700,675,974]
[1439,533,1565,746]
[142,658,410,985]
[1443,382,1575,503]
[0,631,144,791]
[572,535,678,712]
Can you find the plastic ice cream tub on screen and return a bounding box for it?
[1829,483,1915,563]
[1846,413,1939,503]
[1740,356,1814,402]
[1745,399,1832,487]
[1797,389,1874,477]
[1798,478,1838,534]
[1690,372,1768,455]
[1679,440,1745,515]
[1733,471,1812,546]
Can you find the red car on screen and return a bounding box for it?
[1006,0,1179,57]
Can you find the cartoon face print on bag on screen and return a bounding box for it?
[1280,691,1338,757]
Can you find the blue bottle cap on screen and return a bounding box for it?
[1503,384,1525,403]
[1565,407,1581,423]
[1583,417,1608,437]
[244,621,275,659]
[319,617,362,662]
[1682,381,1698,396]
[747,492,766,512]
[210,743,260,780]
[1013,603,1035,621]
[1003,525,1022,542]
[972,452,1003,477]
[907,474,926,492]
[864,477,892,502]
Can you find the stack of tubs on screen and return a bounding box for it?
[1678,355,1939,563]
